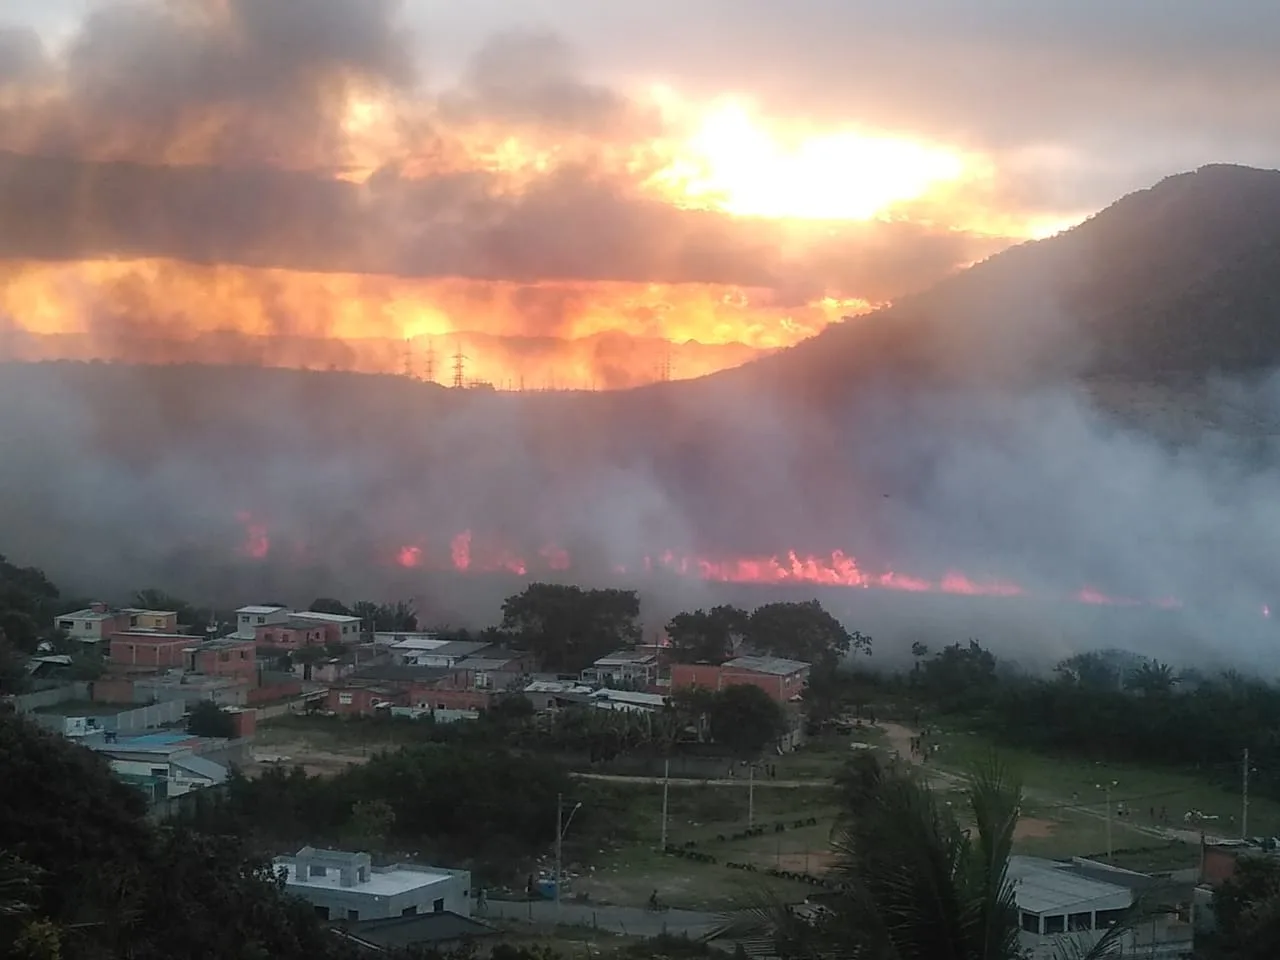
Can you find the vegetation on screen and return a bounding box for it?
[1208,856,1280,959]
[730,753,1143,960]
[498,583,642,671]
[186,700,236,739]
[0,709,354,960]
[665,600,870,669]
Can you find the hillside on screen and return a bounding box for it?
[710,164,1280,403]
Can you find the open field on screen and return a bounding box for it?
[925,724,1280,839]
[247,715,415,776]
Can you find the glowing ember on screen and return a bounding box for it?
[232,514,1185,609]
[396,545,423,569]
[234,510,270,559]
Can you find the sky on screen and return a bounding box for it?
[1,0,1277,389]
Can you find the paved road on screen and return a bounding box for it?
[571,772,826,788]
[479,898,728,939]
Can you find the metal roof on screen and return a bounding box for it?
[725,655,811,676]
[592,649,657,664]
[292,610,362,624]
[171,753,229,783]
[237,605,287,615]
[1008,856,1133,915]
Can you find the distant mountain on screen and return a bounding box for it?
[714,164,1280,402]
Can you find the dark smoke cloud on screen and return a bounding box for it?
[0,150,1000,297]
[1,359,1279,670]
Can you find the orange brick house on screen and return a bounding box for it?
[670,656,811,703]
[187,638,258,683]
[326,684,409,716]
[254,618,329,651]
[108,631,202,671]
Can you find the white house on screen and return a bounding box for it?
[1010,856,1194,959]
[233,605,290,639]
[291,610,364,642]
[89,733,229,800]
[273,848,471,924]
[580,650,659,688]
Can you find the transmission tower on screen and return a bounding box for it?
[659,346,673,382]
[424,340,436,383]
[402,338,415,379]
[451,341,468,389]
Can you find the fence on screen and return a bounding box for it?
[111,699,186,734]
[5,683,91,713]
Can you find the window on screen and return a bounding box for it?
[314,906,330,920]
[1068,912,1092,932]
[241,615,251,624]
[150,767,167,778]
[256,616,265,624]
[1095,909,1125,929]
[401,905,418,917]
[1043,915,1065,934]
[239,650,248,660]
[309,864,326,877]
[130,615,139,626]
[433,898,444,913]
[338,693,353,705]
[1020,912,1039,933]
[346,909,359,922]
[58,620,73,630]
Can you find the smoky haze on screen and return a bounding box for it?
[1,357,1279,673]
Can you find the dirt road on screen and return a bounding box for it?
[571,772,826,788]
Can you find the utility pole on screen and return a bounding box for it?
[1243,748,1250,839]
[424,340,435,383]
[554,793,581,920]
[748,762,755,828]
[660,758,670,850]
[1096,780,1117,861]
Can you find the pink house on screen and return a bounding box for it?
[670,656,811,703]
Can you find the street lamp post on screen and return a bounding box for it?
[555,793,583,919]
[1096,780,1119,861]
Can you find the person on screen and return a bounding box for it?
[648,889,660,911]
[477,887,487,914]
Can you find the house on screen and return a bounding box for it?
[107,631,204,671]
[374,631,440,651]
[522,679,595,711]
[88,732,231,801]
[342,665,493,714]
[337,912,495,953]
[291,610,364,643]
[233,604,290,639]
[187,638,257,683]
[403,641,493,669]
[455,650,532,692]
[53,603,180,645]
[1010,856,1194,959]
[580,650,659,689]
[327,684,409,716]
[273,848,471,924]
[254,618,328,651]
[671,656,811,703]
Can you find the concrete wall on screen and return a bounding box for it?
[5,683,91,713]
[111,699,186,733]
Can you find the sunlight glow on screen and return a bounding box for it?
[652,100,969,221]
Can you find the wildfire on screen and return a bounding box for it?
[227,510,1176,608]
[0,258,876,390]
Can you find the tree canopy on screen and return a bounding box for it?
[706,684,787,757]
[499,583,641,671]
[743,599,869,667]
[0,555,65,655]
[665,605,748,664]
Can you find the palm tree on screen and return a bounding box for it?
[721,757,1141,959]
[1124,660,1179,696]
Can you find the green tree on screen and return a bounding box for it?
[310,598,352,616]
[186,701,236,739]
[1212,856,1280,959]
[0,637,29,695]
[349,799,396,851]
[743,600,868,668]
[1054,652,1120,691]
[727,756,1138,959]
[707,684,786,757]
[1124,660,1179,696]
[499,583,640,671]
[665,606,748,665]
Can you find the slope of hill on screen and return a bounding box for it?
[713,164,1280,403]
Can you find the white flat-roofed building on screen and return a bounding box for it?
[292,610,364,641]
[1010,856,1194,959]
[233,605,289,639]
[274,847,471,924]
